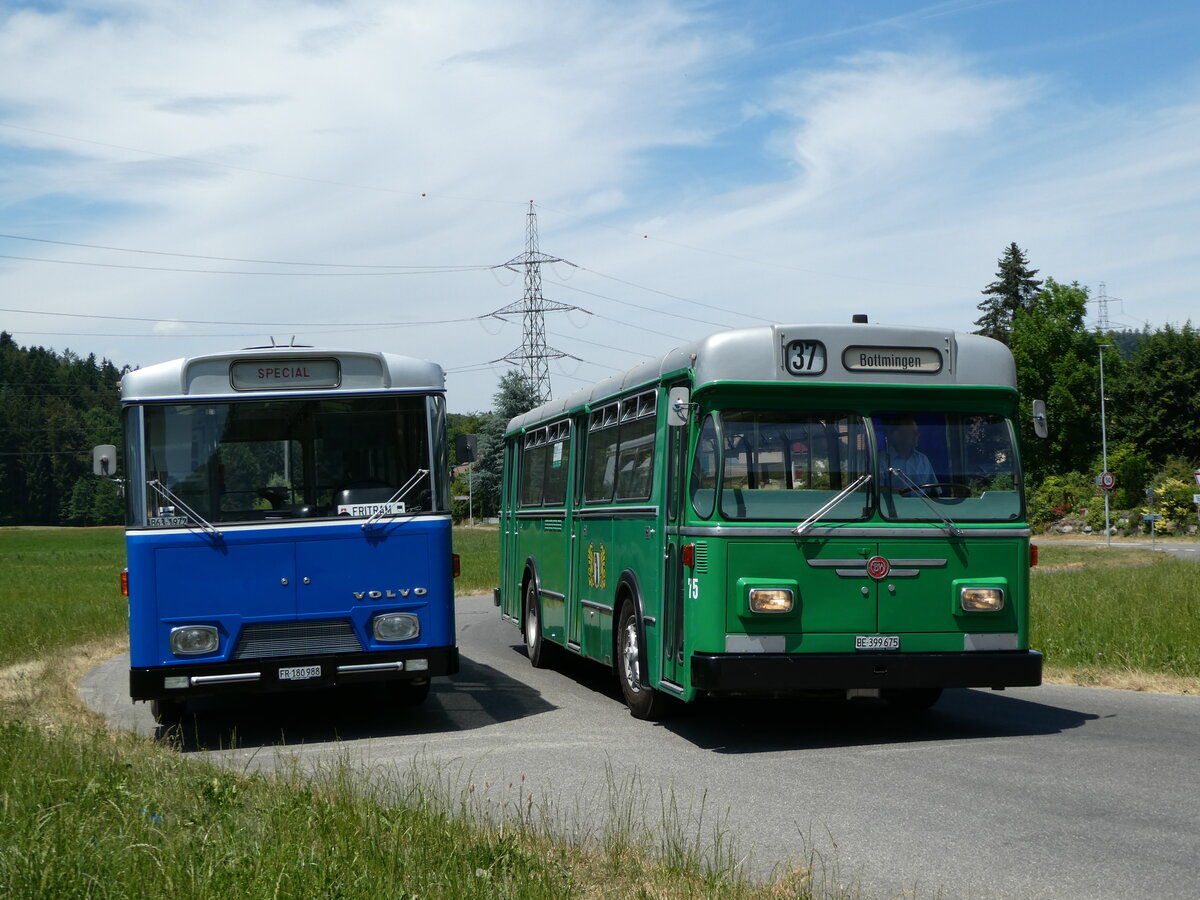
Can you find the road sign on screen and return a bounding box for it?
[1096,471,1115,490]
[1195,470,1200,488]
[1193,493,1200,505]
[1143,514,1162,521]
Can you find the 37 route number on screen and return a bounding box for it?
[783,339,827,376]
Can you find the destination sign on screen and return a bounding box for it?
[230,358,340,391]
[842,346,942,374]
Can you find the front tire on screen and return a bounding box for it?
[150,696,187,725]
[524,580,559,668]
[884,687,943,711]
[386,679,431,707]
[616,601,671,720]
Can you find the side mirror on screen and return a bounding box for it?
[1031,400,1048,439]
[667,387,691,427]
[93,444,118,476]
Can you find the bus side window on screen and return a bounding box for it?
[615,417,656,501]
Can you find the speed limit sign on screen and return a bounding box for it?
[1097,472,1115,490]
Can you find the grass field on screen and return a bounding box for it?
[2,527,1196,899]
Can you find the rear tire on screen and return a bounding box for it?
[524,580,559,668]
[616,601,672,721]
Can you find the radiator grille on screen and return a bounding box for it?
[232,620,363,660]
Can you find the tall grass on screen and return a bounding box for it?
[0,719,818,900]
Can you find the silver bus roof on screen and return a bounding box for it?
[120,346,445,401]
[507,322,1015,433]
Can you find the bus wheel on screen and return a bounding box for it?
[524,581,558,668]
[884,687,943,711]
[387,679,431,707]
[150,697,187,725]
[616,601,671,721]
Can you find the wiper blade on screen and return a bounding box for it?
[363,469,430,530]
[886,467,962,537]
[793,474,872,537]
[147,479,222,540]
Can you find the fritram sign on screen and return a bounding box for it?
[842,346,942,374]
[230,358,341,391]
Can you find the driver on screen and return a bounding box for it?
[883,415,937,493]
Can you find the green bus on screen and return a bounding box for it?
[496,320,1043,718]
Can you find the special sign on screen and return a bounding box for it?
[842,346,942,374]
[230,358,341,391]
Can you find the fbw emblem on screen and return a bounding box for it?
[587,542,607,589]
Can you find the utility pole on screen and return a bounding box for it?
[1098,344,1112,547]
[491,202,579,403]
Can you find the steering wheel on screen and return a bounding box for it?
[911,482,971,498]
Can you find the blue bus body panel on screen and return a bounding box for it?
[127,518,455,669]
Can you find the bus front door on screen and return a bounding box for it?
[661,410,687,687]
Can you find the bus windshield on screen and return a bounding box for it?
[696,410,873,522]
[136,395,441,526]
[873,411,1021,522]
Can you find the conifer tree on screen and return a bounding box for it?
[975,242,1043,345]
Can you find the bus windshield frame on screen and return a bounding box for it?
[690,406,1023,524]
[129,393,447,528]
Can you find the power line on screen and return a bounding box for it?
[0,252,490,276]
[0,233,494,271]
[0,305,483,328]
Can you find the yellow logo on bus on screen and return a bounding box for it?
[587,542,607,589]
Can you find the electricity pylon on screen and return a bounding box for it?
[491,202,578,402]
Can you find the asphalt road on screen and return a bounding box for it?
[81,594,1200,899]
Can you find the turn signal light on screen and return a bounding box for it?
[120,569,129,597]
[453,554,461,578]
[682,543,695,568]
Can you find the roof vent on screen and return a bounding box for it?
[852,314,868,324]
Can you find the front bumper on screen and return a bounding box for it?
[130,646,459,700]
[690,650,1042,695]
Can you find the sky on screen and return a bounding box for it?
[2,0,1198,411]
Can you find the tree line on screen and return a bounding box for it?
[0,332,124,526]
[3,248,1198,531]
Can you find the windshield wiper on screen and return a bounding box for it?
[147,479,222,540]
[886,467,962,537]
[363,469,430,530]
[793,473,872,537]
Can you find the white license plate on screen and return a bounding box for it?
[278,664,322,681]
[856,635,900,651]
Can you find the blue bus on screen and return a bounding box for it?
[115,345,458,722]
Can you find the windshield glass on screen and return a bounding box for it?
[706,410,872,521]
[136,395,441,527]
[873,411,1021,522]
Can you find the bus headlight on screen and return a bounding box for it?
[749,588,794,613]
[374,613,420,641]
[960,587,1005,612]
[170,625,219,656]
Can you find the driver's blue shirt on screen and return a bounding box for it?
[885,448,936,491]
